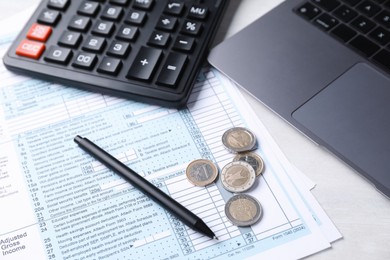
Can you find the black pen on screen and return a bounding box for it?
[74,135,217,240]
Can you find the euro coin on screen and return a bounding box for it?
[222,127,257,153]
[185,159,218,186]
[233,152,264,177]
[225,194,262,226]
[221,161,256,193]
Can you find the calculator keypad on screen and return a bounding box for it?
[6,0,228,107]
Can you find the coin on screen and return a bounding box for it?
[233,152,264,177]
[221,161,256,193]
[222,127,257,153]
[225,194,262,226]
[185,159,218,186]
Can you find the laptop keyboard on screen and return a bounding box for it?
[3,0,228,107]
[295,0,390,73]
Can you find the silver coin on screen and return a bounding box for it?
[221,161,256,193]
[222,127,257,153]
[225,194,262,226]
[185,159,218,186]
[233,152,264,177]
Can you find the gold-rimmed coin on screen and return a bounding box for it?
[221,161,256,193]
[233,152,264,177]
[222,127,257,153]
[225,194,262,226]
[185,159,218,186]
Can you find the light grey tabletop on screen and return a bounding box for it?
[1,1,389,259]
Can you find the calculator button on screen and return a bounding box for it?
[127,47,162,81]
[157,52,187,87]
[173,36,195,52]
[27,23,52,42]
[16,40,45,59]
[78,1,100,17]
[109,0,131,6]
[48,0,70,11]
[44,46,73,64]
[68,15,92,32]
[38,9,61,25]
[101,6,124,21]
[116,25,139,41]
[107,40,131,57]
[156,15,177,31]
[92,20,115,36]
[164,1,184,16]
[97,57,122,75]
[72,52,98,69]
[58,31,82,48]
[133,0,154,10]
[148,31,170,47]
[188,5,208,20]
[181,20,202,36]
[125,10,147,25]
[82,36,107,53]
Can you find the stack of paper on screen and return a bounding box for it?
[0,10,341,260]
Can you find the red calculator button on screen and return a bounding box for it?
[16,40,45,59]
[27,23,52,42]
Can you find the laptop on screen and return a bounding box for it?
[208,0,390,198]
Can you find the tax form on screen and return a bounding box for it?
[0,10,340,260]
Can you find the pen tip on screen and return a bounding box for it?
[214,236,218,240]
[74,135,83,143]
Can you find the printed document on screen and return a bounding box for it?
[0,11,340,260]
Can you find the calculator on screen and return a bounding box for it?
[3,0,228,107]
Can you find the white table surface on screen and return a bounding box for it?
[1,1,389,259]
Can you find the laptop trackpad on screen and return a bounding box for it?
[292,63,390,190]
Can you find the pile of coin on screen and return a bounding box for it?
[221,127,263,227]
[185,127,264,227]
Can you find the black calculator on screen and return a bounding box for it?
[3,0,228,107]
